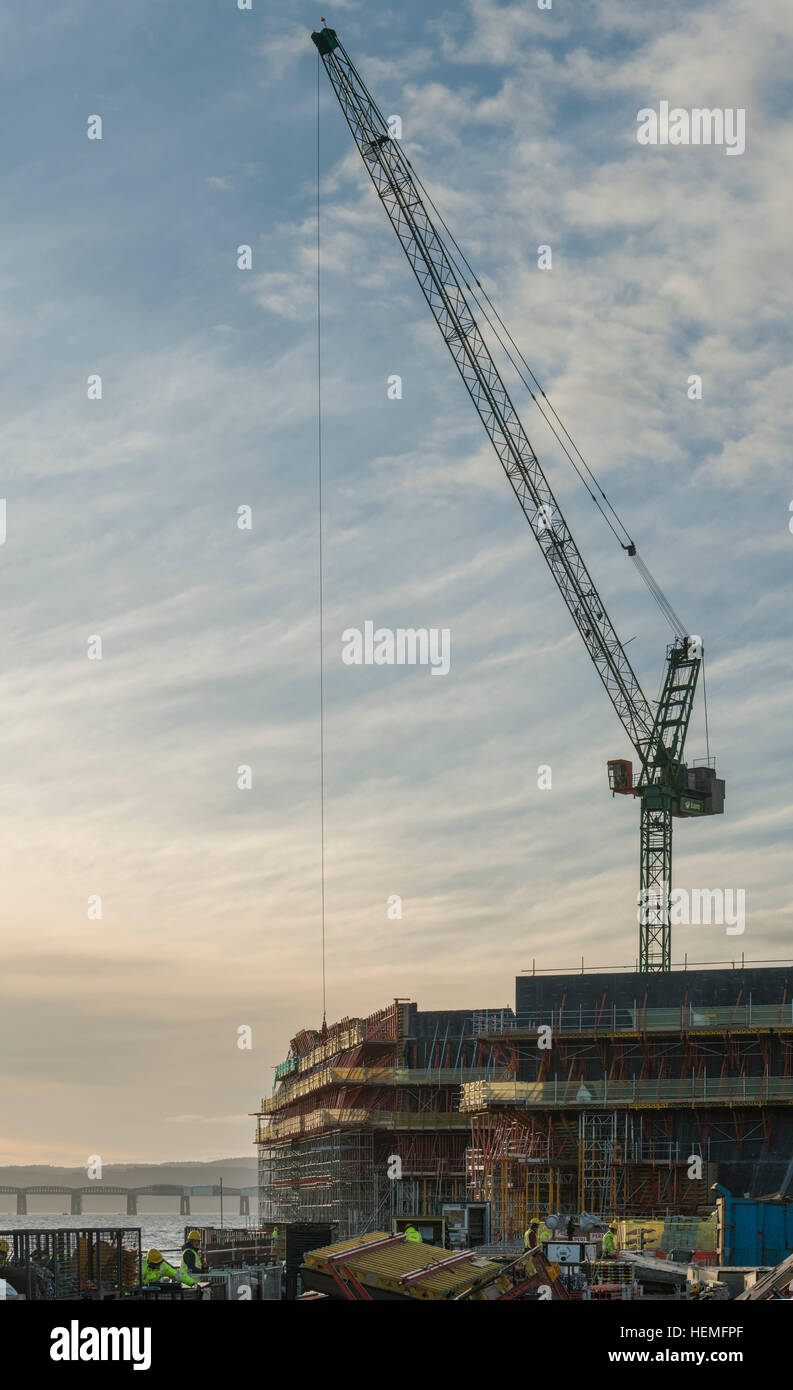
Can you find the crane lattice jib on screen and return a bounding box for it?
[312,29,654,757]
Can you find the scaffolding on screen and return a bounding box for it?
[578,1112,618,1216]
[463,1104,712,1231]
[465,1114,560,1242]
[257,985,775,1240]
[258,1130,378,1238]
[466,978,793,1224]
[257,999,482,1238]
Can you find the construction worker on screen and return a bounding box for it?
[524,1217,541,1250]
[404,1224,423,1243]
[0,1238,8,1268]
[602,1220,618,1258]
[181,1229,206,1279]
[142,1248,197,1287]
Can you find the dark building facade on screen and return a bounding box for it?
[466,965,793,1216]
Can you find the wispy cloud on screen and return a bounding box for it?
[0,0,790,1164]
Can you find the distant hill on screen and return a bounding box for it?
[0,1158,257,1188]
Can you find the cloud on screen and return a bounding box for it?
[164,1115,251,1126]
[1,0,790,1165]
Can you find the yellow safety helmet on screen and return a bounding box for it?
[147,1248,164,1265]
[530,1217,540,1225]
[187,1229,201,1243]
[609,1220,618,1230]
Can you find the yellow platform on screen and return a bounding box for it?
[303,1231,510,1300]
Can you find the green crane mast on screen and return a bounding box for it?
[311,26,725,971]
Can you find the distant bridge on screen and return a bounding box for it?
[0,1184,257,1217]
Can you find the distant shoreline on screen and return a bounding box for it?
[0,1158,256,1188]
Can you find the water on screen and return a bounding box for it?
[0,1211,249,1262]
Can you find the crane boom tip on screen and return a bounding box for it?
[311,26,339,55]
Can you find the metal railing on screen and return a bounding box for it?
[473,1002,793,1036]
[460,1074,793,1112]
[259,1066,496,1114]
[519,956,793,975]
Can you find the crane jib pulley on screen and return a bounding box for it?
[311,27,725,972]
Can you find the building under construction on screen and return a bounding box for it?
[256,963,793,1243]
[256,1000,494,1239]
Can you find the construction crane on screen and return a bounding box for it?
[311,26,725,972]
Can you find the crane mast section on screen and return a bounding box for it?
[315,35,654,756]
[640,641,701,788]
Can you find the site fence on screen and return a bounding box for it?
[0,1227,141,1300]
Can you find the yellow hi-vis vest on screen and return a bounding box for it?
[181,1245,202,1279]
[405,1226,422,1243]
[142,1256,180,1285]
[602,1230,617,1258]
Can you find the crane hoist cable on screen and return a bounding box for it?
[316,50,328,1027]
[415,183,630,529]
[702,652,712,763]
[404,158,688,640]
[407,163,632,548]
[630,551,687,640]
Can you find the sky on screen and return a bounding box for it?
[1,0,791,1164]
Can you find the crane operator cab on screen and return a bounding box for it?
[608,759,634,794]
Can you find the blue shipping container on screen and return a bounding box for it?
[716,1184,793,1266]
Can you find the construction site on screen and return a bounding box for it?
[252,958,793,1301]
[247,27,793,1305]
[256,962,793,1235]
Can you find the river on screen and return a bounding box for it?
[0,1211,255,1262]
